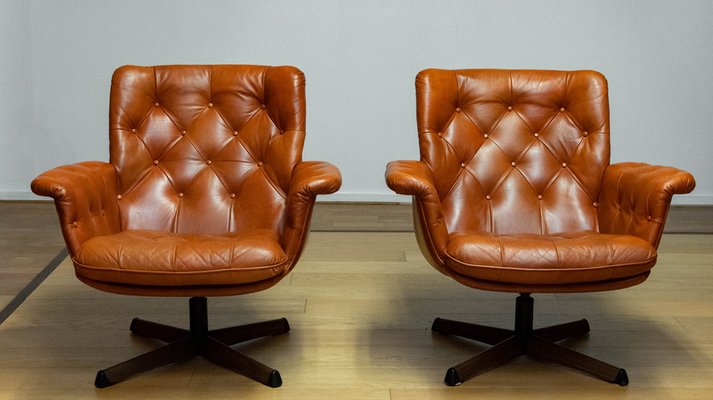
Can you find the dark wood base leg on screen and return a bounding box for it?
[445,335,522,386]
[210,318,290,345]
[532,319,590,342]
[129,318,189,342]
[203,337,283,387]
[527,335,628,386]
[95,297,288,389]
[95,337,194,388]
[432,317,513,345]
[434,294,628,386]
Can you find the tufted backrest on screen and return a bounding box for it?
[110,65,305,235]
[416,69,610,235]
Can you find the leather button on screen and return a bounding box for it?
[153,160,159,165]
[257,161,263,167]
[230,193,236,198]
[583,131,589,136]
[562,162,567,168]
[154,103,160,108]
[486,195,491,200]
[131,128,137,134]
[460,163,466,168]
[593,202,599,208]
[456,107,461,113]
[208,103,213,108]
[177,193,183,198]
[534,132,539,138]
[280,129,284,135]
[437,132,443,138]
[206,160,212,165]
[511,161,517,167]
[117,195,122,200]
[537,194,543,200]
[73,221,78,227]
[507,106,513,111]
[559,107,565,112]
[181,130,186,135]
[483,134,489,138]
[647,215,652,221]
[233,130,238,136]
[260,104,266,109]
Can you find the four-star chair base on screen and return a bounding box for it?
[94,297,290,388]
[432,293,629,387]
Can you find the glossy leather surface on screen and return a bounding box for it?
[386,69,695,292]
[32,65,341,296]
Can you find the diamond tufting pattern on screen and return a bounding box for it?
[417,69,609,236]
[111,65,304,235]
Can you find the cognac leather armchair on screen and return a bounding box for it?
[32,65,341,388]
[386,69,695,386]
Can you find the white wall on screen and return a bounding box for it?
[0,0,33,198]
[2,0,712,204]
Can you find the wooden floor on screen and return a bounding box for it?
[0,202,65,314]
[0,202,712,399]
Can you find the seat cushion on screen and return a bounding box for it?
[445,231,657,286]
[73,229,288,287]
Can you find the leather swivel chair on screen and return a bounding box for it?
[385,69,695,386]
[31,65,341,388]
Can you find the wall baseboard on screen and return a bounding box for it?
[0,191,40,201]
[669,195,713,205]
[325,192,713,205]
[324,193,407,203]
[3,190,711,205]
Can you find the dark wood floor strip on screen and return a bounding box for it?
[0,248,67,325]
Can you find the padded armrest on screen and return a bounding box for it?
[31,161,121,256]
[597,162,695,248]
[282,161,342,259]
[385,160,439,198]
[385,160,450,269]
[287,161,342,199]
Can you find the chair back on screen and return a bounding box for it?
[416,69,610,235]
[110,65,305,235]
